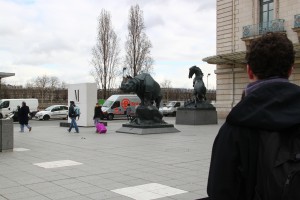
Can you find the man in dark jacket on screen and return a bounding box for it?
[19,102,32,132]
[205,32,299,200]
[68,101,79,133]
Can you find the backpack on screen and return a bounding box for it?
[255,128,300,200]
[96,122,107,134]
[74,106,80,117]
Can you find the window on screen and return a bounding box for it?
[103,100,114,108]
[260,0,274,23]
[111,101,120,109]
[0,101,10,109]
[62,106,68,110]
[52,107,60,112]
[260,0,274,34]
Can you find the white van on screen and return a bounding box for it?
[0,99,39,119]
[160,101,185,116]
[102,94,141,120]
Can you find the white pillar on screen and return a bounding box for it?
[67,83,97,127]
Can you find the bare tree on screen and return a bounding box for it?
[0,78,5,88]
[35,75,50,88]
[160,79,172,88]
[60,81,67,89]
[0,79,5,98]
[25,81,34,89]
[91,9,120,99]
[34,75,50,104]
[160,79,172,102]
[49,76,59,103]
[124,4,154,77]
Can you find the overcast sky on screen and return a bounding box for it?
[0,0,216,89]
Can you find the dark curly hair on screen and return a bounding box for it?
[245,32,295,79]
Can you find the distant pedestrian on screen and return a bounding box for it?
[19,102,32,132]
[68,101,79,133]
[126,104,132,120]
[93,103,104,132]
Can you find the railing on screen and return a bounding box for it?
[242,19,285,38]
[295,14,300,28]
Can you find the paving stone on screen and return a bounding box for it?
[0,118,223,200]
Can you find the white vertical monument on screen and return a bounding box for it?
[68,83,97,127]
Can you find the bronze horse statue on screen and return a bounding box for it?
[189,66,207,107]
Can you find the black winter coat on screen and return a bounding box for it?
[68,105,76,118]
[207,81,300,200]
[93,106,104,119]
[19,105,30,124]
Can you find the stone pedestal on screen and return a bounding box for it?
[0,119,14,152]
[116,123,180,135]
[116,105,180,134]
[176,107,218,125]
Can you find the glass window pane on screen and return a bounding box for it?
[269,2,273,10]
[269,10,273,21]
[263,12,268,22]
[260,0,274,23]
[263,4,268,11]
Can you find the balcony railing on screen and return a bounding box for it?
[242,19,285,38]
[295,14,300,28]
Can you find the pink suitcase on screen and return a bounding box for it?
[96,123,107,133]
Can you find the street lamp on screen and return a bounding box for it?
[122,67,127,77]
[207,73,211,90]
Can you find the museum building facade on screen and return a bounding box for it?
[203,0,300,118]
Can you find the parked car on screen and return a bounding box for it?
[35,105,68,120]
[159,101,185,116]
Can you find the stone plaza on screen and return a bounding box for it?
[0,117,223,200]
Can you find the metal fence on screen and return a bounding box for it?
[0,86,216,109]
[295,14,300,28]
[242,19,285,38]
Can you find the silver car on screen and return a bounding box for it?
[35,105,68,120]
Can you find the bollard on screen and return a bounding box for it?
[0,119,14,152]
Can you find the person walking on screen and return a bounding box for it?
[93,103,104,132]
[126,103,132,121]
[18,102,32,132]
[202,32,300,200]
[67,101,79,133]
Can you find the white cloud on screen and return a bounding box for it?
[0,0,216,89]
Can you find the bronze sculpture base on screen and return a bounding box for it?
[176,105,218,125]
[116,123,180,135]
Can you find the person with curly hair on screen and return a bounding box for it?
[200,32,300,200]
